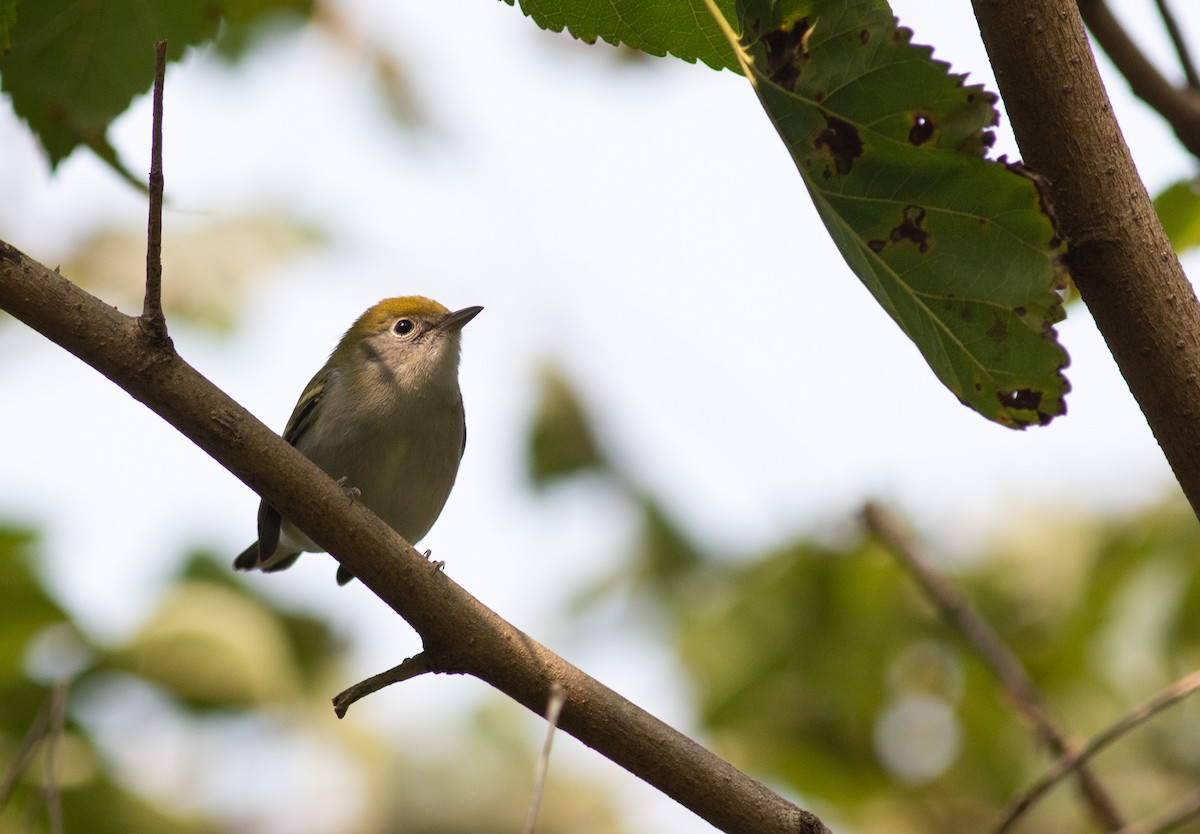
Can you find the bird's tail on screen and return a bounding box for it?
[232,542,262,572]
[232,542,302,573]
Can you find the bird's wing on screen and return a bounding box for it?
[255,367,330,560]
[282,367,330,445]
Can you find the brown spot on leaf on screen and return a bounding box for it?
[760,18,812,90]
[814,115,863,176]
[868,239,886,253]
[998,388,1042,411]
[986,316,1007,341]
[889,205,930,252]
[860,29,870,44]
[909,113,935,146]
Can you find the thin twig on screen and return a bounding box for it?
[333,652,430,718]
[1117,787,1200,834]
[523,682,567,834]
[1153,0,1200,89]
[995,669,1200,834]
[142,39,168,343]
[41,681,68,834]
[862,502,1125,832]
[0,698,52,811]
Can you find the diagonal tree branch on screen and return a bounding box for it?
[973,0,1200,518]
[0,240,827,834]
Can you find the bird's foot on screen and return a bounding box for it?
[423,549,445,572]
[336,476,361,504]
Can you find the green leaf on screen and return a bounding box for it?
[0,0,17,54]
[501,0,740,71]
[0,525,67,683]
[718,0,1070,427]
[527,366,607,488]
[1154,178,1200,253]
[0,0,311,172]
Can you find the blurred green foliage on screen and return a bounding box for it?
[0,0,313,180]
[0,533,623,833]
[1155,178,1200,253]
[527,366,1200,833]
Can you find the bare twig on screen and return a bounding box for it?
[333,653,430,718]
[141,39,168,344]
[1077,0,1200,157]
[862,502,1124,831]
[523,682,567,834]
[995,669,1200,834]
[0,697,52,811]
[1152,0,1200,89]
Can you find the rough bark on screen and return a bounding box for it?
[974,0,1200,516]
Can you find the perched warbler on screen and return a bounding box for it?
[233,296,482,585]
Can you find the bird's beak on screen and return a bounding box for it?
[437,305,483,333]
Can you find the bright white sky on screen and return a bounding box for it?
[2,1,1199,831]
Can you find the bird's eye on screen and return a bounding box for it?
[393,318,415,335]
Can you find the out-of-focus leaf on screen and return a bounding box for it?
[179,552,341,689]
[59,215,319,331]
[0,525,84,742]
[57,774,219,834]
[1154,179,1200,253]
[0,0,314,172]
[719,0,1070,428]
[111,580,309,709]
[527,366,607,488]
[677,538,929,800]
[0,525,67,682]
[0,0,16,53]
[502,0,739,71]
[213,0,311,61]
[635,498,703,587]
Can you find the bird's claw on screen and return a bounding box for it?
[336,476,361,504]
[423,549,445,572]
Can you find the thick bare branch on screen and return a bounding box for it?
[0,240,826,834]
[972,0,1200,518]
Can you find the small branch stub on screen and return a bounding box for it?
[333,653,431,718]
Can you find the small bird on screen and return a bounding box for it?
[234,296,482,585]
